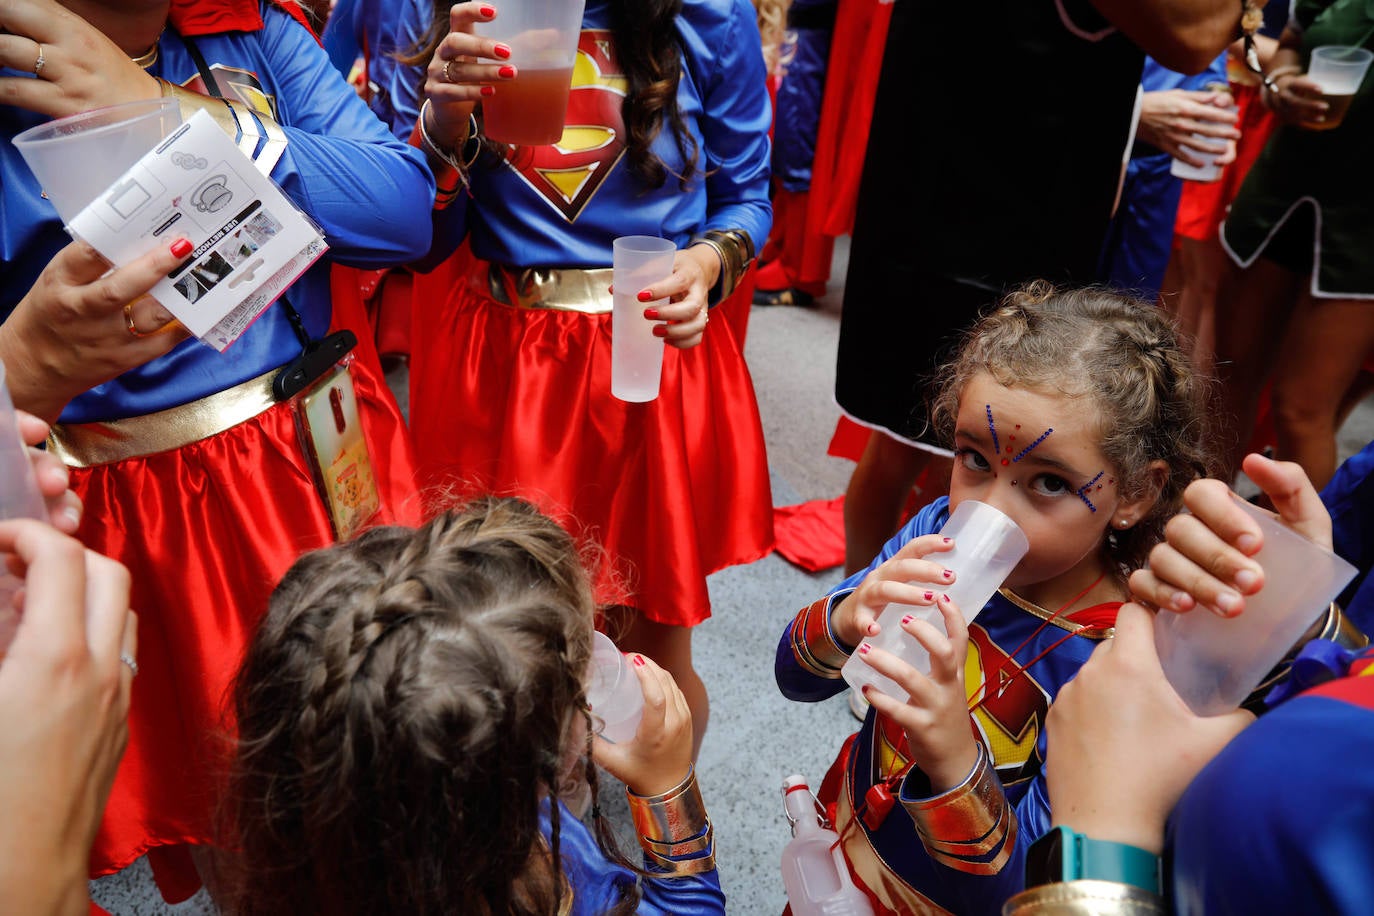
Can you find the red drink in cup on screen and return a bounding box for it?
[482,65,575,146]
[477,0,587,146]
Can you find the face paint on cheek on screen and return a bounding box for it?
[1075,471,1105,512]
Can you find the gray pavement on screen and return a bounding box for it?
[89,234,1374,913]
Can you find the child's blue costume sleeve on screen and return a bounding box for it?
[1322,439,1374,632]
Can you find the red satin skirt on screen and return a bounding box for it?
[408,266,774,626]
[75,348,417,898]
[1174,81,1278,242]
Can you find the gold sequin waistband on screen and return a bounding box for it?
[472,261,615,314]
[48,368,280,468]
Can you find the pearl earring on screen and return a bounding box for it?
[1117,518,1130,529]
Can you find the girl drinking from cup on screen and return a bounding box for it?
[776,282,1215,914]
[224,496,724,915]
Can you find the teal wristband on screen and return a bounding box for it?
[1024,825,1161,894]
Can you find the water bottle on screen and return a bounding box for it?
[780,775,875,916]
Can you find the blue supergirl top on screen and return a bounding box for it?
[777,497,1119,914]
[361,0,772,266]
[0,1,434,422]
[542,798,726,915]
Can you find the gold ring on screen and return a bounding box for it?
[443,59,457,82]
[123,302,157,338]
[33,44,45,77]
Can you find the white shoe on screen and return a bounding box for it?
[847,686,870,721]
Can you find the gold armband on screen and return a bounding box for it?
[1244,602,1371,711]
[901,744,1016,875]
[789,594,853,678]
[626,765,716,876]
[689,229,755,306]
[1002,879,1166,915]
[158,79,288,175]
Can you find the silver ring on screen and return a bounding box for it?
[443,59,457,83]
[119,653,139,677]
[33,44,46,77]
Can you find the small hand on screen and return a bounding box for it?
[1136,88,1240,166]
[1129,454,1330,617]
[1047,602,1252,854]
[639,246,719,350]
[856,593,978,792]
[0,0,162,118]
[831,535,956,648]
[591,654,693,797]
[17,412,81,535]
[424,1,517,147]
[0,239,193,423]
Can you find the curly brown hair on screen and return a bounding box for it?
[223,496,640,916]
[929,281,1218,578]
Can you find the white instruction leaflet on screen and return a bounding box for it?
[69,108,327,351]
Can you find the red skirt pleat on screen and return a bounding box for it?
[409,272,774,626]
[78,350,417,895]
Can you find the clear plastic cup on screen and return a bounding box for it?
[0,360,47,652]
[842,500,1030,702]
[1303,46,1373,130]
[585,631,644,743]
[12,97,181,225]
[1154,499,1358,716]
[477,0,588,145]
[1171,81,1235,182]
[611,236,675,403]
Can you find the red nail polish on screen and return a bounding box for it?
[170,238,193,258]
[644,307,660,320]
[498,65,516,79]
[858,643,871,655]
[942,594,951,603]
[637,289,654,302]
[632,654,646,667]
[480,85,495,97]
[867,622,879,636]
[900,615,913,625]
[942,569,953,579]
[652,325,668,338]
[922,590,934,601]
[943,537,952,544]
[479,4,495,15]
[493,43,512,60]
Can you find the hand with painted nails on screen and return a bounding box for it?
[17,411,82,535]
[1129,454,1333,617]
[0,238,193,424]
[1046,602,1252,855]
[856,593,978,793]
[830,534,955,649]
[590,653,694,798]
[640,246,719,350]
[421,1,519,149]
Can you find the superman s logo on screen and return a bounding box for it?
[503,30,628,222]
[965,625,1050,783]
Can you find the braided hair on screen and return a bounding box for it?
[224,496,640,915]
[929,281,1217,578]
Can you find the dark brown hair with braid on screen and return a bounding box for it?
[929,281,1218,579]
[404,0,699,187]
[223,496,640,916]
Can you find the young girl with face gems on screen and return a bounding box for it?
[776,281,1214,915]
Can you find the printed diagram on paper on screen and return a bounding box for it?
[69,109,327,351]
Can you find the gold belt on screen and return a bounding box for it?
[473,261,615,314]
[48,368,280,468]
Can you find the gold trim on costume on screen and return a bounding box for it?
[47,369,278,468]
[158,80,287,177]
[902,743,1017,874]
[1003,879,1167,915]
[789,594,853,678]
[998,589,1115,640]
[626,766,715,876]
[689,228,754,306]
[834,776,954,915]
[476,262,615,314]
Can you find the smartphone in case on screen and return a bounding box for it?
[295,362,380,540]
